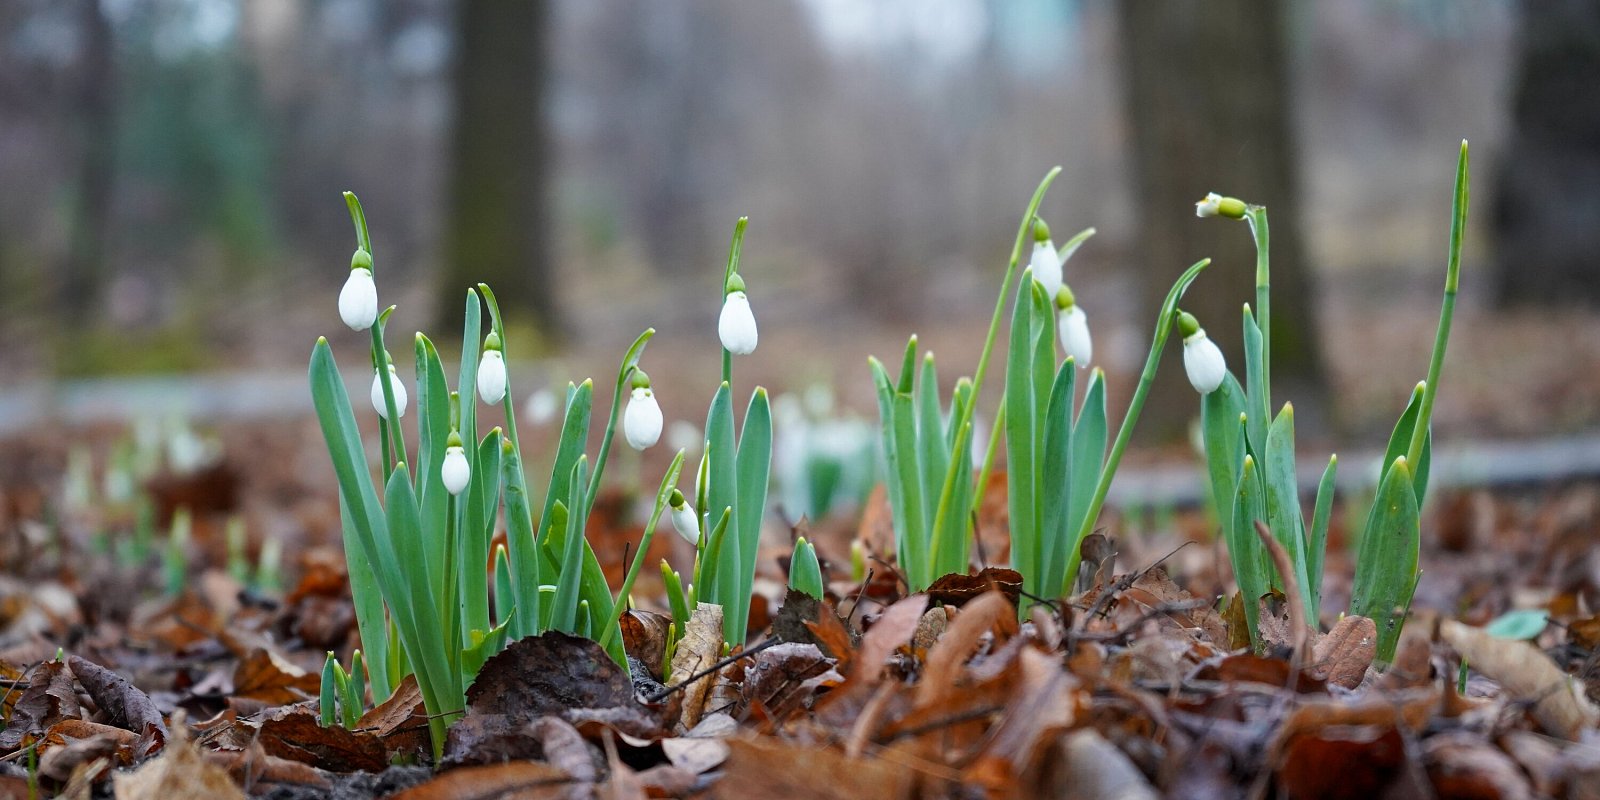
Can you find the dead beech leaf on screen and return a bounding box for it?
[1424,731,1534,800]
[925,567,1023,608]
[388,761,571,800]
[668,603,725,732]
[1280,724,1408,800]
[661,736,730,774]
[850,594,927,684]
[1310,615,1377,689]
[964,647,1079,790]
[709,736,914,800]
[467,631,640,721]
[66,656,167,755]
[741,642,829,718]
[1441,619,1600,739]
[620,610,672,677]
[231,647,321,706]
[1124,567,1227,645]
[911,606,952,653]
[256,707,388,773]
[356,673,426,750]
[113,722,243,800]
[37,720,139,782]
[0,660,80,750]
[917,591,1014,708]
[204,742,332,790]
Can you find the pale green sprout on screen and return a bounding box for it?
[1196,141,1468,661]
[789,537,823,598]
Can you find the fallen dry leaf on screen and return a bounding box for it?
[231,647,321,705]
[916,591,1014,709]
[1038,728,1157,800]
[709,736,914,800]
[0,660,80,750]
[256,706,388,772]
[66,656,166,757]
[1310,615,1377,689]
[668,603,725,731]
[1441,618,1600,739]
[112,722,243,800]
[388,761,572,800]
[925,568,1023,608]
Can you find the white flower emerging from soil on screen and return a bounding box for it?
[477,332,507,405]
[1179,311,1227,394]
[1055,285,1091,367]
[718,273,758,355]
[669,489,698,545]
[338,250,377,331]
[623,370,663,450]
[441,432,470,495]
[371,363,408,418]
[1028,219,1062,299]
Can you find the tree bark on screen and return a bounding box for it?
[62,0,116,322]
[443,0,556,340]
[1116,0,1325,440]
[1492,0,1600,307]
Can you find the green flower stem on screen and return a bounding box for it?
[720,218,749,386]
[972,397,1006,530]
[1406,140,1468,469]
[587,329,656,514]
[1246,206,1271,413]
[966,168,1061,426]
[597,449,686,651]
[1064,259,1212,583]
[369,321,407,472]
[344,191,373,255]
[476,284,523,449]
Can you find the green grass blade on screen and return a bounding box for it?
[1230,453,1271,650]
[1200,372,1247,524]
[337,496,391,702]
[1066,368,1108,573]
[1241,307,1268,455]
[703,383,737,606]
[661,561,690,632]
[915,355,949,555]
[551,457,589,634]
[1382,383,1432,506]
[1262,403,1314,619]
[1038,363,1076,599]
[1004,272,1038,591]
[499,436,541,639]
[459,429,501,647]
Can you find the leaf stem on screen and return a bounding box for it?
[1406,140,1468,469]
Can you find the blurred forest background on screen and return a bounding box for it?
[1,0,1596,444]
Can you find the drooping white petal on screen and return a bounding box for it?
[1029,240,1062,298]
[1195,192,1223,218]
[623,387,663,450]
[371,366,409,418]
[338,268,378,331]
[1057,304,1092,366]
[1183,331,1227,394]
[477,350,507,405]
[718,291,758,355]
[441,446,470,495]
[671,501,699,545]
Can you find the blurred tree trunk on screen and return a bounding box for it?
[62,0,116,322]
[442,0,556,340]
[1116,0,1325,440]
[1492,0,1600,307]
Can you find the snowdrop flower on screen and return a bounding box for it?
[338,249,378,331]
[477,332,507,405]
[1028,219,1063,299]
[441,431,470,495]
[623,370,662,450]
[1178,311,1227,394]
[669,489,699,545]
[523,388,559,427]
[718,273,758,355]
[1055,285,1092,366]
[371,363,408,418]
[1195,192,1247,220]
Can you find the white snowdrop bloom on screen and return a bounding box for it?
[338,254,378,331]
[669,490,699,545]
[477,333,507,405]
[1029,240,1062,299]
[1055,286,1092,366]
[441,433,470,495]
[1179,311,1227,394]
[371,364,408,419]
[1195,192,1247,219]
[623,385,663,450]
[718,273,758,355]
[523,388,559,426]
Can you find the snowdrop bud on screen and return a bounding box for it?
[623,370,662,450]
[1178,311,1227,394]
[669,488,698,545]
[719,273,758,355]
[1195,192,1248,219]
[477,332,507,405]
[371,364,408,418]
[338,251,378,331]
[1055,285,1092,366]
[1029,219,1062,298]
[441,431,469,495]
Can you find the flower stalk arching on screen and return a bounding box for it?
[1407,140,1468,469]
